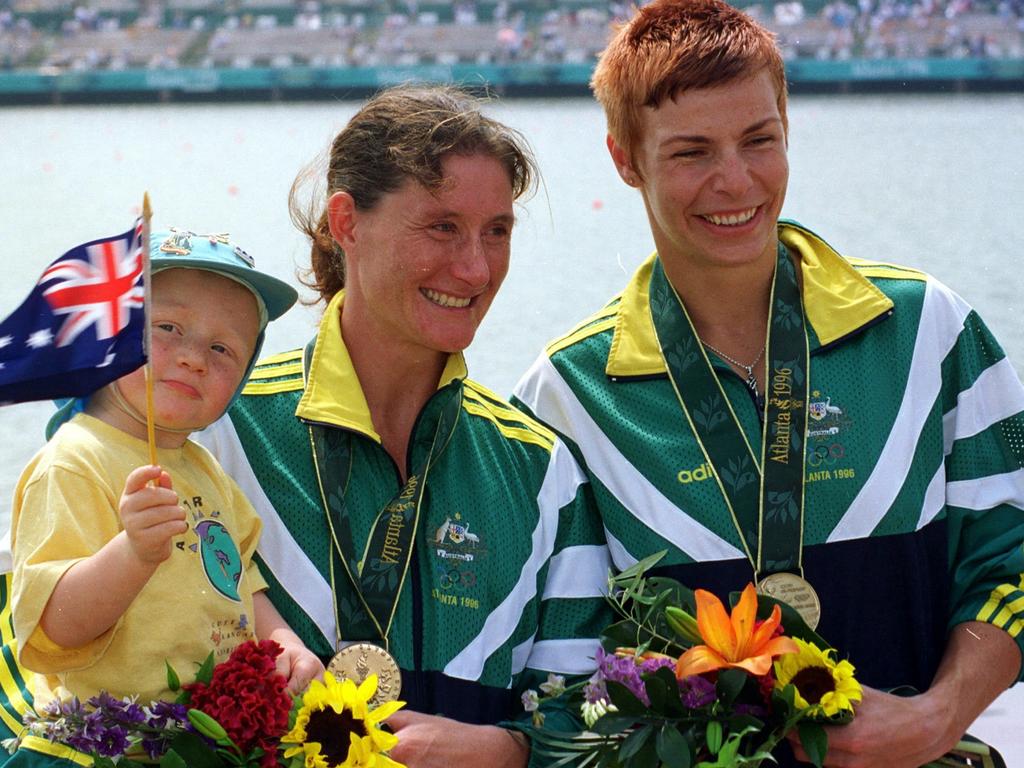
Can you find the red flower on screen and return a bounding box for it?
[756,671,778,707]
[183,640,292,768]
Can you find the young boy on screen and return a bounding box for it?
[9,230,323,757]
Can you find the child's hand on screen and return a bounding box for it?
[275,640,326,694]
[119,465,187,565]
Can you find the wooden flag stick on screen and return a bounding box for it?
[141,192,158,468]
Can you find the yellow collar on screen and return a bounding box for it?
[606,221,895,378]
[295,290,468,441]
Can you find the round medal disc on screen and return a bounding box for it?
[757,572,821,630]
[327,642,402,705]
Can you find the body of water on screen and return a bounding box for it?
[1,94,1023,758]
[2,93,1024,520]
[3,93,1023,522]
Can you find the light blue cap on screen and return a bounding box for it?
[150,229,297,328]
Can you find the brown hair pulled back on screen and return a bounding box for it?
[291,84,537,304]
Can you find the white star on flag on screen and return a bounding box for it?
[0,335,12,349]
[26,329,54,349]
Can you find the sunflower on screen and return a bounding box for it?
[773,638,862,718]
[280,673,405,768]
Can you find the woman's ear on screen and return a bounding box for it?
[607,134,640,187]
[326,191,357,247]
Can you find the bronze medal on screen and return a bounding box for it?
[327,642,402,706]
[757,572,821,630]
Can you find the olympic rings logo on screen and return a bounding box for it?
[806,443,844,467]
[438,566,477,590]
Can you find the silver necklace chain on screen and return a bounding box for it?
[702,341,765,391]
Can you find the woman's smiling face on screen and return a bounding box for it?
[337,152,516,359]
[617,70,789,276]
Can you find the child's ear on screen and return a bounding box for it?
[326,191,357,247]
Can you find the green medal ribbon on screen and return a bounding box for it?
[303,339,463,649]
[648,244,810,580]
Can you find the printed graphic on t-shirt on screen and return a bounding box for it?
[177,495,244,601]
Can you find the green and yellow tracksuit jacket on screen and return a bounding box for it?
[514,221,1024,698]
[196,290,610,731]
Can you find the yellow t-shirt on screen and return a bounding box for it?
[11,413,267,705]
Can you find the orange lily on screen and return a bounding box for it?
[675,583,798,679]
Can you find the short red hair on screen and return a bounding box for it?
[591,0,788,159]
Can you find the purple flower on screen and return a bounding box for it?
[94,727,131,758]
[583,676,608,705]
[594,647,650,706]
[65,733,98,754]
[87,692,126,712]
[146,700,189,730]
[120,702,147,724]
[678,674,716,709]
[142,735,173,760]
[81,710,107,742]
[638,656,675,675]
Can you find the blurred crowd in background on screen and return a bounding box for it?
[1,0,1022,77]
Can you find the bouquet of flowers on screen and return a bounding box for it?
[516,553,861,768]
[7,639,405,768]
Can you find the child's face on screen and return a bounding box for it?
[118,269,260,437]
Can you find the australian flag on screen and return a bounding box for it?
[0,221,147,405]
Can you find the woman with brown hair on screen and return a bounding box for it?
[199,85,609,768]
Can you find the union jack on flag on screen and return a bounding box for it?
[0,221,147,405]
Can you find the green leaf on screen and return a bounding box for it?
[625,732,660,768]
[166,732,229,768]
[159,750,189,768]
[215,746,244,765]
[195,651,216,685]
[646,577,697,611]
[774,682,797,712]
[656,724,692,768]
[715,669,746,706]
[611,551,667,588]
[605,681,650,716]
[590,713,642,736]
[620,725,654,761]
[716,731,740,763]
[798,722,828,768]
[640,677,666,714]
[165,660,181,692]
[601,619,647,651]
[650,666,686,717]
[724,713,763,735]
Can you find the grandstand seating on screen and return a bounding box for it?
[204,23,359,66]
[0,0,1021,73]
[38,27,197,69]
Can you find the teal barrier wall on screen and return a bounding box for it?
[0,59,1021,101]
